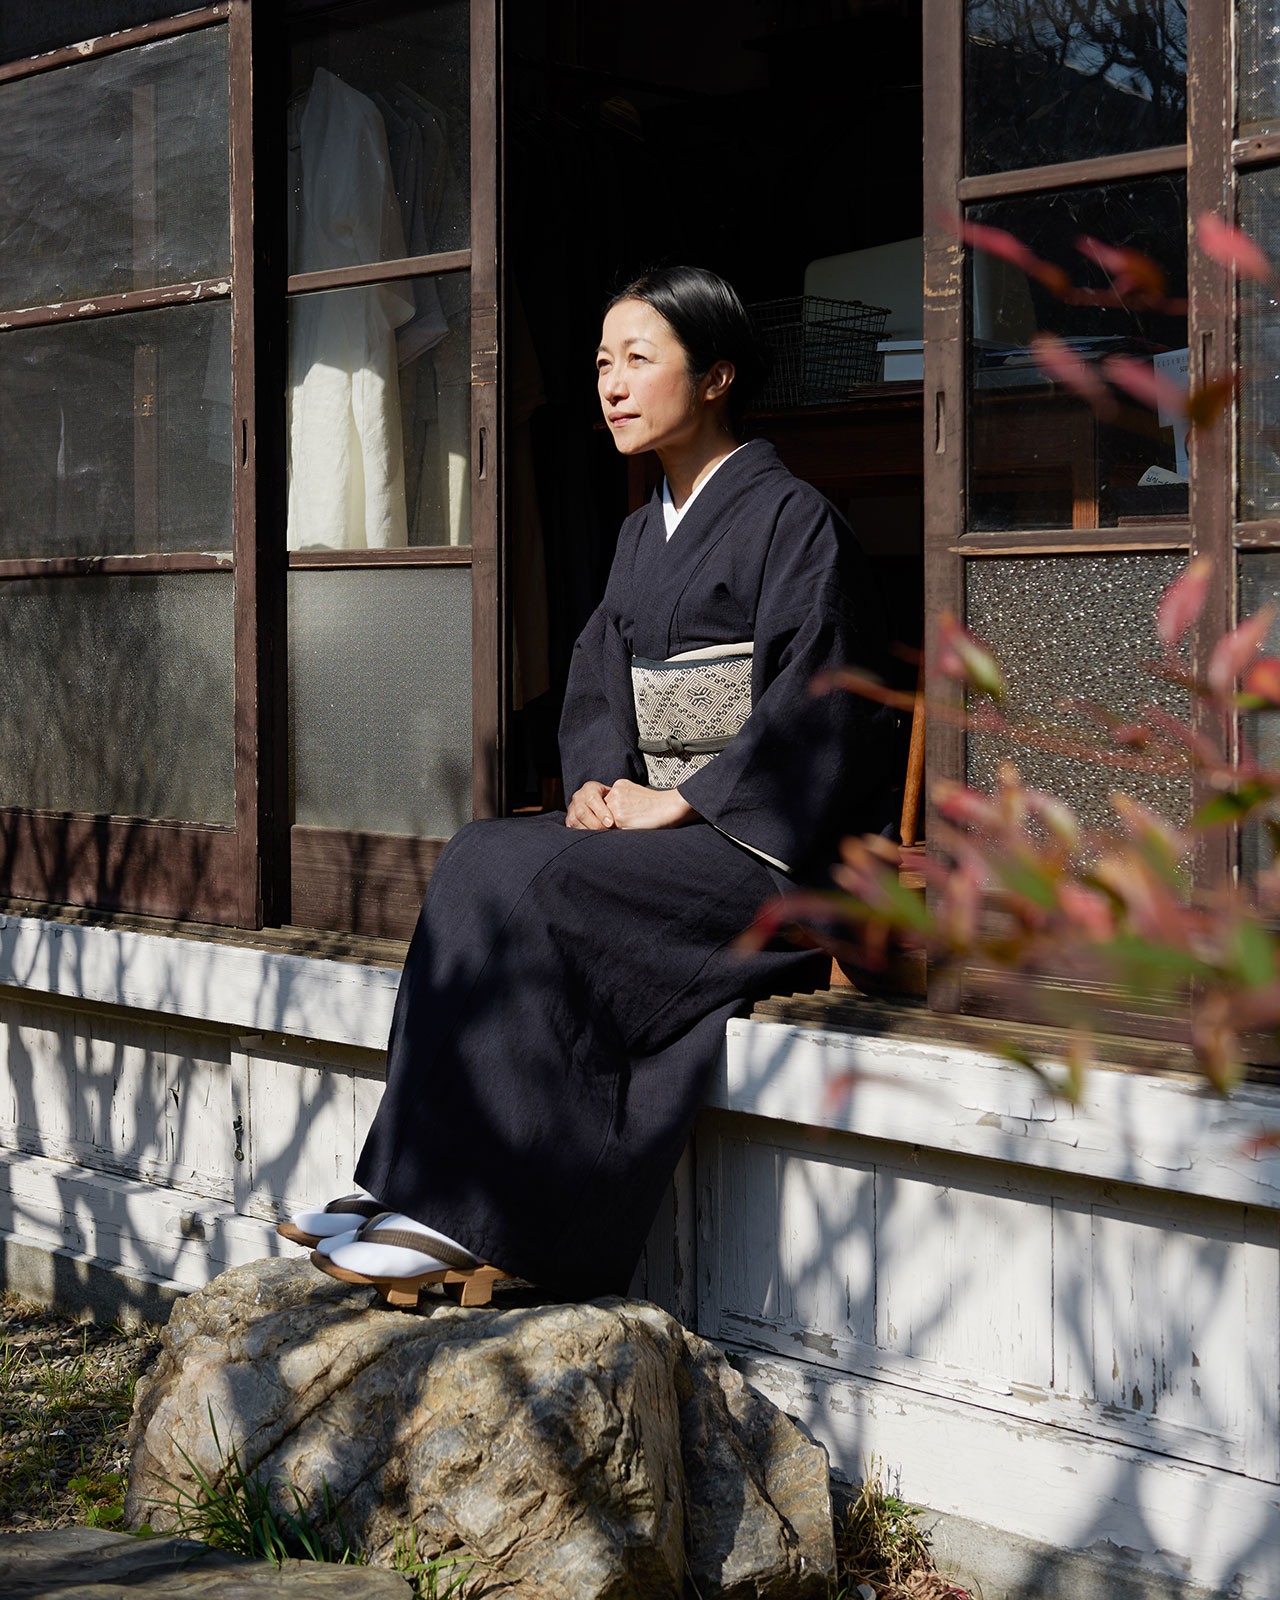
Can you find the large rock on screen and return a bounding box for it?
[0,1527,413,1598]
[126,1258,834,1599]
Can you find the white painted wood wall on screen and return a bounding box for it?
[2,911,1280,1596]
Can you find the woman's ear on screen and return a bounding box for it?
[703,360,735,402]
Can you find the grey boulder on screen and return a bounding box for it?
[126,1257,834,1598]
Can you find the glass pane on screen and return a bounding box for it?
[288,0,469,275]
[1240,1,1280,137]
[1240,552,1280,879]
[968,176,1188,533]
[965,1,1187,176]
[0,29,230,310]
[966,553,1191,830]
[0,302,232,558]
[0,574,233,822]
[1239,171,1280,519]
[289,567,472,836]
[288,273,469,549]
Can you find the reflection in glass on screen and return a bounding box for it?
[1239,172,1280,519]
[1240,1,1280,137]
[288,0,469,276]
[0,574,234,822]
[968,177,1188,533]
[0,302,232,559]
[966,553,1190,830]
[289,567,472,837]
[287,274,469,549]
[965,1,1186,175]
[0,29,230,310]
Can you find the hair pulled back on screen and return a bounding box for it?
[606,265,766,433]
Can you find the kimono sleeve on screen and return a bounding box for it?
[558,605,646,797]
[678,493,896,876]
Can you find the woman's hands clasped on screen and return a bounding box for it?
[566,779,696,831]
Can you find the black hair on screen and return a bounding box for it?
[605,265,767,432]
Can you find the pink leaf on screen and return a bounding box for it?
[1074,235,1167,299]
[1208,607,1277,699]
[1244,657,1280,706]
[942,215,1073,297]
[1029,333,1116,419]
[937,611,1007,701]
[1101,353,1188,417]
[1196,213,1274,283]
[1156,557,1212,651]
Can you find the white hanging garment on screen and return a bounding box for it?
[287,68,415,550]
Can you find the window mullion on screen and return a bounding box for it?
[922,0,966,1014]
[229,0,288,928]
[1188,0,1235,893]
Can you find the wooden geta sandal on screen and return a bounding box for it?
[311,1252,511,1308]
[276,1192,383,1248]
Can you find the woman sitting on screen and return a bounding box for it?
[280,265,895,1306]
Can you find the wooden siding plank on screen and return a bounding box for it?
[720,1018,1280,1212]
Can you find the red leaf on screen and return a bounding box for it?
[1074,235,1167,299]
[1186,374,1239,429]
[1196,213,1274,282]
[1029,333,1116,419]
[1156,557,1212,651]
[1208,607,1277,699]
[1101,353,1188,417]
[1243,656,1280,705]
[944,215,1073,297]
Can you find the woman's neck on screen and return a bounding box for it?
[660,429,742,511]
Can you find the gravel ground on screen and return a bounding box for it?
[0,1291,161,1534]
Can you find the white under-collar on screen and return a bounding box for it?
[662,444,747,539]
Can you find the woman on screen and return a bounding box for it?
[284,266,895,1305]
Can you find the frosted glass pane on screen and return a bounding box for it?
[1239,172,1280,519]
[965,1,1186,177]
[0,29,230,309]
[0,574,233,822]
[1240,1,1280,136]
[0,302,232,557]
[289,567,471,836]
[288,0,469,273]
[287,274,470,550]
[1238,553,1280,880]
[966,554,1190,829]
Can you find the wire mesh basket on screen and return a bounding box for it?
[749,295,891,410]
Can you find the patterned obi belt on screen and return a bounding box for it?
[630,642,753,790]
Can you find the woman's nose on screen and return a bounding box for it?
[601,369,628,402]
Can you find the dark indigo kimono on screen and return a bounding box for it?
[356,440,894,1295]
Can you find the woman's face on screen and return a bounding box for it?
[596,298,701,458]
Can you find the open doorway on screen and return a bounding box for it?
[503,0,925,822]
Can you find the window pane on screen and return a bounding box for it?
[0,574,234,822]
[0,29,230,310]
[1239,170,1280,520]
[0,302,232,558]
[288,273,469,549]
[965,1,1187,176]
[966,553,1190,829]
[1240,0,1280,137]
[968,176,1188,533]
[1239,552,1280,879]
[288,0,469,275]
[289,567,472,837]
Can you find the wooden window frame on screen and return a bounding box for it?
[0,0,501,940]
[922,0,1229,1022]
